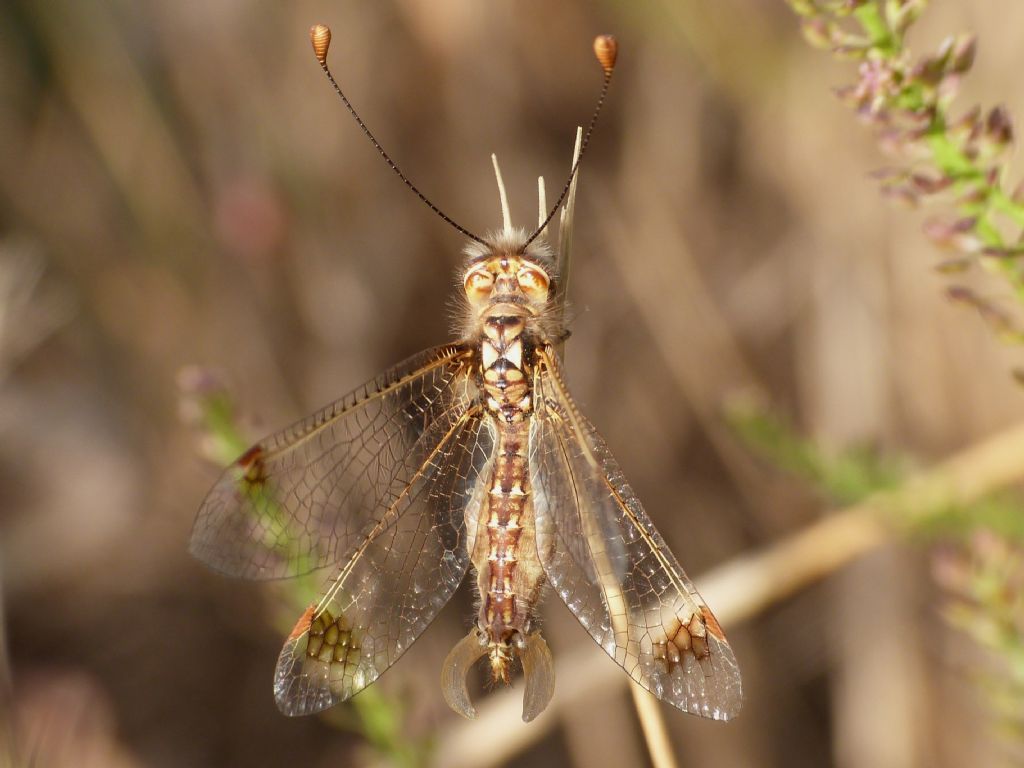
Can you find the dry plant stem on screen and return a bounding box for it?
[579,437,679,768]
[431,419,1024,768]
[629,686,680,768]
[551,127,680,768]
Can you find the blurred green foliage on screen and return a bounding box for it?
[729,395,1024,758]
[726,399,901,506]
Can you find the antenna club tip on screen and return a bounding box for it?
[593,35,617,74]
[310,24,332,65]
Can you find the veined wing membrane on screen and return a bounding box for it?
[531,349,742,721]
[274,403,495,715]
[190,344,476,579]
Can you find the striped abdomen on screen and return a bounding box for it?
[473,310,546,680]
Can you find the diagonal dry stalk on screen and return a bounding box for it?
[431,419,1024,768]
[549,127,681,768]
[545,187,685,764]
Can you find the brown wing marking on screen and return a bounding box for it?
[530,347,742,721]
[273,404,495,716]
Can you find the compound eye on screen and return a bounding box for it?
[517,266,550,301]
[463,268,494,303]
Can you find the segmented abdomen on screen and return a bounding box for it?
[480,429,530,642]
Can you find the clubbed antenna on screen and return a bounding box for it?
[308,24,486,245]
[525,34,618,247]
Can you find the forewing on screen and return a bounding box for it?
[274,404,495,715]
[190,345,475,579]
[531,350,742,720]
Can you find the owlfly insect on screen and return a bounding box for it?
[191,24,742,723]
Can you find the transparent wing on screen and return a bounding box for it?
[190,344,476,580]
[531,349,742,721]
[274,403,495,715]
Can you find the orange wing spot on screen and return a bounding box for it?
[700,605,726,642]
[288,604,316,641]
[236,445,267,485]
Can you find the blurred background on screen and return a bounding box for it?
[3,1,1024,766]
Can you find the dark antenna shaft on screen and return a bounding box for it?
[525,35,618,247]
[309,24,486,245]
